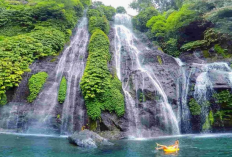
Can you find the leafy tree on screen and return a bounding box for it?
[132,6,158,32]
[97,5,116,21]
[89,16,110,34]
[116,6,127,14]
[80,0,91,8]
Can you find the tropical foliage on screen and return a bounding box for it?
[81,5,124,120]
[131,0,232,57]
[0,0,87,102]
[116,6,127,14]
[188,98,201,116]
[27,72,48,103]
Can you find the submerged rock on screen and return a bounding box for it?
[68,130,113,148]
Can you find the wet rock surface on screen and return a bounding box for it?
[68,130,113,148]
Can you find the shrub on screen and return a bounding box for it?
[80,0,91,8]
[58,76,67,103]
[214,44,226,57]
[132,6,158,32]
[87,9,102,19]
[27,72,48,103]
[188,98,201,115]
[116,6,126,14]
[164,38,180,57]
[181,40,208,51]
[98,5,116,21]
[88,16,110,34]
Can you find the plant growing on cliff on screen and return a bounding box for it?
[0,93,7,106]
[58,76,67,103]
[27,72,48,103]
[188,98,201,116]
[80,29,125,120]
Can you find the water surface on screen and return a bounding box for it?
[0,133,232,157]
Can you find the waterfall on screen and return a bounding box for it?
[30,16,89,134]
[0,16,89,135]
[114,14,179,137]
[175,58,193,133]
[194,62,232,104]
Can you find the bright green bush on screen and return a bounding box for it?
[214,44,226,57]
[116,6,126,14]
[27,72,48,103]
[87,9,102,19]
[80,0,91,8]
[89,16,110,34]
[97,5,116,21]
[164,38,180,57]
[58,76,67,103]
[132,6,158,32]
[80,29,125,120]
[181,40,208,51]
[189,98,201,116]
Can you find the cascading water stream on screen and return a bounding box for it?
[114,14,180,137]
[30,15,89,134]
[0,15,89,135]
[175,58,193,133]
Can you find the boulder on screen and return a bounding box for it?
[68,130,113,148]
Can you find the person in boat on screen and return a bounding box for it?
[156,140,179,150]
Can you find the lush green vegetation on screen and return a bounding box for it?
[27,72,48,103]
[188,98,201,116]
[0,0,89,103]
[130,0,232,57]
[211,90,232,129]
[116,6,127,14]
[58,76,67,103]
[81,3,124,120]
[0,93,7,106]
[87,3,116,34]
[81,28,125,120]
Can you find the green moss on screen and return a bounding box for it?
[90,120,97,131]
[0,93,7,106]
[188,98,201,116]
[181,40,208,51]
[57,114,60,119]
[209,110,214,125]
[58,76,67,104]
[27,72,48,103]
[214,44,226,58]
[202,115,210,131]
[157,56,162,65]
[203,50,210,58]
[139,92,146,102]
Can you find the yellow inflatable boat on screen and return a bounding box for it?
[163,147,179,152]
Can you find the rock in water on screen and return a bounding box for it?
[68,130,113,148]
